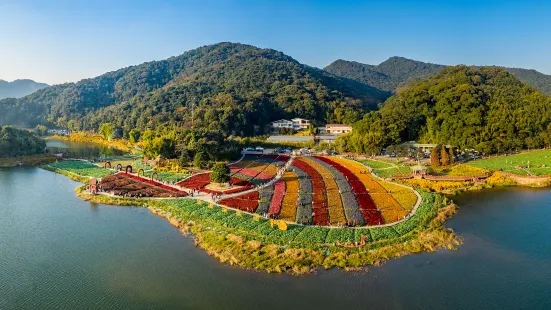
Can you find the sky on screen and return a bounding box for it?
[1,0,550,85]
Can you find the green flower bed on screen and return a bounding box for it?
[45,160,112,178]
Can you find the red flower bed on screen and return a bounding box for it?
[218,198,259,212]
[119,172,187,194]
[313,156,383,225]
[268,179,285,217]
[292,159,329,226]
[177,173,211,190]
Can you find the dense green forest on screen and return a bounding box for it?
[325,57,551,96]
[0,43,388,135]
[324,57,446,92]
[0,126,46,157]
[335,66,551,154]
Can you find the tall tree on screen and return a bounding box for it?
[210,162,230,184]
[99,123,114,140]
[430,144,441,166]
[440,145,449,166]
[448,148,455,165]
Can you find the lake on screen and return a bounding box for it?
[45,139,125,159]
[1,167,551,309]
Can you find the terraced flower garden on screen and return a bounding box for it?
[219,156,419,227]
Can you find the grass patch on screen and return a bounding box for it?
[467,149,551,176]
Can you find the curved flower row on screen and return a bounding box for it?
[292,158,329,226]
[293,166,313,225]
[313,157,384,225]
[256,182,274,214]
[268,179,285,217]
[301,157,347,226]
[308,157,365,226]
[327,157,413,224]
[279,171,299,222]
[119,172,188,194]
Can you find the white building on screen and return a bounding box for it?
[291,118,310,131]
[271,118,311,132]
[270,119,293,129]
[325,124,352,135]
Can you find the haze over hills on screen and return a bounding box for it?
[0,79,48,100]
[0,42,387,134]
[325,57,551,96]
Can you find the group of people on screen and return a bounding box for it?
[210,192,222,201]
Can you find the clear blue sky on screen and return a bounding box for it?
[1,0,550,85]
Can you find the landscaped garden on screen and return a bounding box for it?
[217,156,419,227]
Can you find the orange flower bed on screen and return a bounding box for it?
[301,157,346,225]
[369,192,408,223]
[279,171,299,222]
[328,157,418,219]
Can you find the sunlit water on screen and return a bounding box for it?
[1,167,551,309]
[45,139,124,159]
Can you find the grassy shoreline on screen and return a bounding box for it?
[74,183,461,275]
[0,154,57,168]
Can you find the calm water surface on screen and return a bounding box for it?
[1,167,551,309]
[45,139,124,159]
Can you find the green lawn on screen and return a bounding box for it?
[143,171,190,183]
[373,167,412,178]
[467,149,551,176]
[358,159,394,169]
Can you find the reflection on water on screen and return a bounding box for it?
[45,139,124,159]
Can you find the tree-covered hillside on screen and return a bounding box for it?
[324,57,446,93]
[336,66,551,154]
[0,79,48,100]
[0,126,46,157]
[325,57,551,96]
[0,43,387,135]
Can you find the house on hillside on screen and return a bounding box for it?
[399,141,454,153]
[271,119,293,130]
[325,124,352,135]
[291,118,311,131]
[270,118,311,133]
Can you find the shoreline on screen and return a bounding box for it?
[0,154,57,168]
[73,182,461,275]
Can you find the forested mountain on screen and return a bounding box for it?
[0,126,46,157]
[0,42,388,135]
[324,57,446,92]
[325,58,551,96]
[336,66,551,154]
[0,79,48,99]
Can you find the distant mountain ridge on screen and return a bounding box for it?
[324,57,551,96]
[0,42,387,134]
[0,79,48,99]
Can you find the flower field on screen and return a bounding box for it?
[229,154,289,185]
[301,157,347,225]
[213,156,419,227]
[279,171,299,222]
[100,174,186,197]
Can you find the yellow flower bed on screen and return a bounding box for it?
[301,157,346,225]
[369,192,408,223]
[448,164,489,176]
[280,171,299,222]
[391,191,418,211]
[398,179,471,192]
[264,164,280,177]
